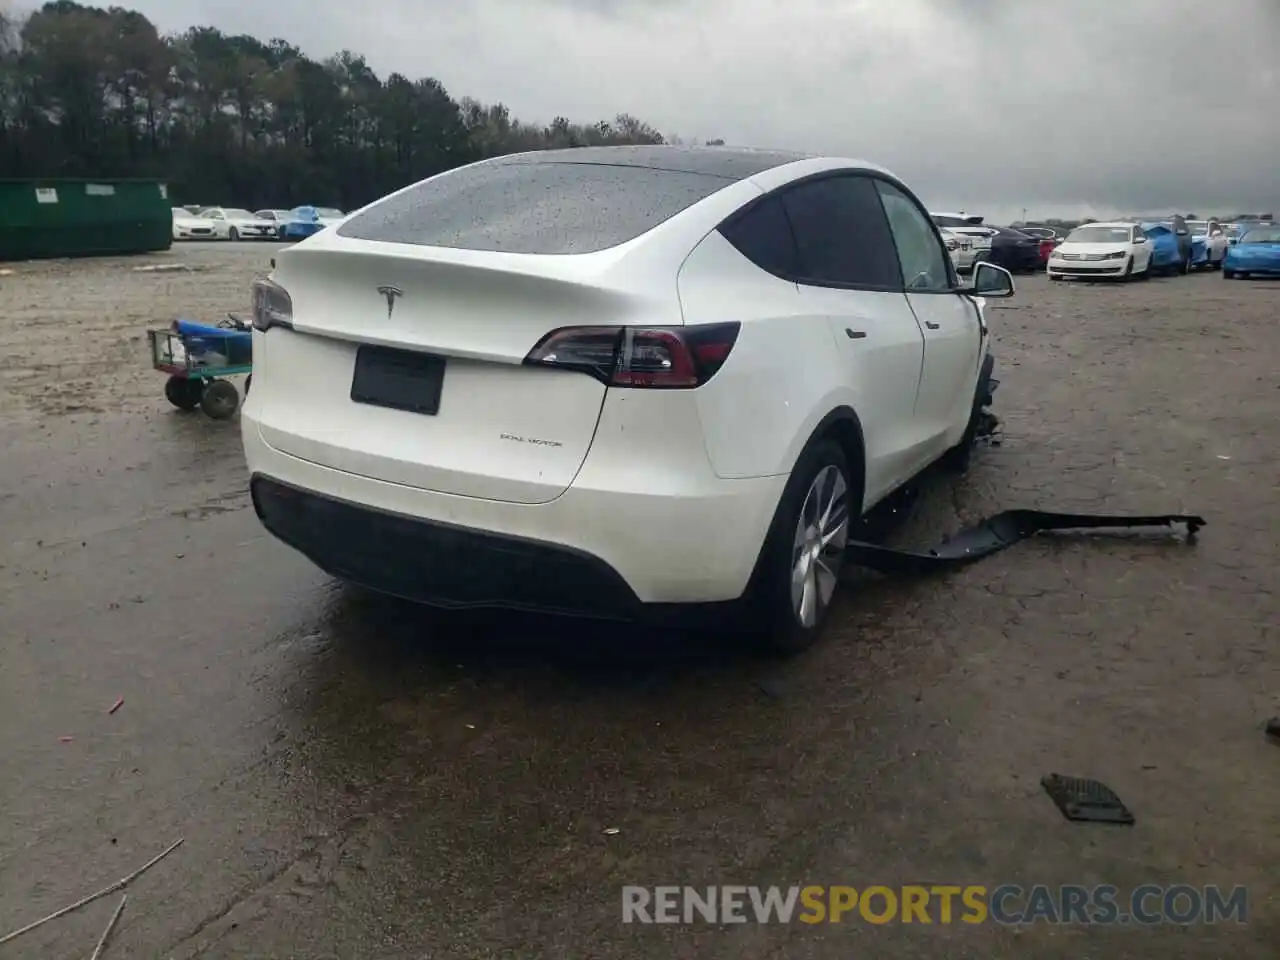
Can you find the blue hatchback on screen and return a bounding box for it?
[1223,225,1280,279]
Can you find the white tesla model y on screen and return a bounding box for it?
[242,146,1013,652]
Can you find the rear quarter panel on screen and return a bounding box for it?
[678,229,859,483]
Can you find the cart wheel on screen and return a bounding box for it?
[200,379,240,420]
[164,375,203,411]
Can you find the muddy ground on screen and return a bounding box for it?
[1,243,1277,958]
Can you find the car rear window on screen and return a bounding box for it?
[336,160,729,254]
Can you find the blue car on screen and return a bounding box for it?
[278,206,345,240]
[1141,223,1183,275]
[1223,225,1280,279]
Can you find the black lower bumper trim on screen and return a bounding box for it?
[251,475,648,619]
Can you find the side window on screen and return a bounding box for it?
[1133,227,1144,243]
[874,181,954,292]
[718,194,798,279]
[777,176,901,289]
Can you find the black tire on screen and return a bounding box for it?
[1237,272,1249,280]
[1223,269,1235,279]
[200,379,240,419]
[164,375,203,411]
[228,226,240,242]
[1121,256,1135,281]
[749,439,853,655]
[244,374,252,396]
[1179,251,1191,275]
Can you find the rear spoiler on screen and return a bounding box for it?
[964,215,986,226]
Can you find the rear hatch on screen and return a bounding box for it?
[253,154,736,504]
[256,243,679,504]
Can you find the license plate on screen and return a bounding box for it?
[351,345,445,415]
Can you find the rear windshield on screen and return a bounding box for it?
[337,159,729,254]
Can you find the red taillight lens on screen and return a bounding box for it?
[524,323,740,389]
[250,277,294,332]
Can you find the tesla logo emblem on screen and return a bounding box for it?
[376,285,403,318]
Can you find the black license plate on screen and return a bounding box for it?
[350,345,445,415]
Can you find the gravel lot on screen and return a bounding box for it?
[1,244,1277,958]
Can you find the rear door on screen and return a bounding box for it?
[776,174,931,503]
[876,181,982,453]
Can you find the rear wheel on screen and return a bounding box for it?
[751,440,852,655]
[200,379,240,419]
[1179,251,1191,275]
[1223,268,1235,279]
[164,375,203,411]
[228,226,240,242]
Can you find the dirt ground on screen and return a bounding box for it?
[1,244,1277,959]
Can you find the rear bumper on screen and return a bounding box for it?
[241,407,786,611]
[993,246,1041,271]
[252,475,651,619]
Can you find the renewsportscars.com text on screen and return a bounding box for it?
[621,884,1248,925]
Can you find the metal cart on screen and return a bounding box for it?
[148,315,253,419]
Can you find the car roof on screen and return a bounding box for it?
[491,145,817,181]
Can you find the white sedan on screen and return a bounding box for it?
[242,146,1014,653]
[1047,221,1153,280]
[171,208,217,241]
[1187,219,1229,268]
[198,207,277,241]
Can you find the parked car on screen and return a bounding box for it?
[278,206,346,240]
[198,207,276,241]
[243,146,1014,653]
[1163,214,1193,273]
[171,207,216,241]
[1047,221,1153,280]
[1223,224,1280,279]
[938,227,975,272]
[928,212,993,272]
[252,210,294,240]
[983,225,1042,273]
[1140,223,1184,275]
[1014,226,1061,266]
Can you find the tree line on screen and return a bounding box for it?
[0,1,671,211]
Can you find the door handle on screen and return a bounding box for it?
[845,328,866,339]
[925,320,941,330]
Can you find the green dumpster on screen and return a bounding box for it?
[0,178,173,261]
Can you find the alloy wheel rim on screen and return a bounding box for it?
[790,464,849,628]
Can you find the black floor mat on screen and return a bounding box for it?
[1041,773,1136,825]
[845,510,1204,577]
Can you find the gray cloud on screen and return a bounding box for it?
[120,0,1278,220]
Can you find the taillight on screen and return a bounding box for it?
[524,323,740,389]
[250,277,294,332]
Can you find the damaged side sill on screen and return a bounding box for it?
[844,510,1205,577]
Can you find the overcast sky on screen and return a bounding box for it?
[117,0,1277,222]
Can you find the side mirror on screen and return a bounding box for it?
[966,261,1015,298]
[1133,236,1147,244]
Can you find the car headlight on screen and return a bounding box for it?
[1106,251,1127,260]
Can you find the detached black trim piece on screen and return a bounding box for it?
[844,510,1205,577]
[250,475,644,618]
[1041,774,1135,826]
